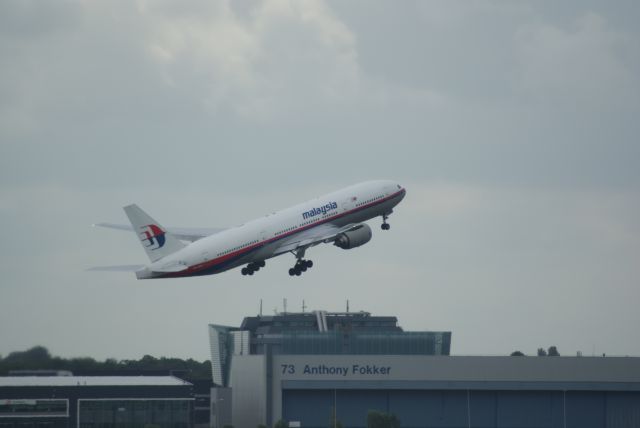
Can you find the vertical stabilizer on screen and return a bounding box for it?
[123,204,186,262]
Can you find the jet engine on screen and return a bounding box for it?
[334,224,372,249]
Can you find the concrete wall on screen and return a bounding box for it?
[230,355,267,428]
[211,387,232,428]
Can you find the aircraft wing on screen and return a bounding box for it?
[273,223,362,255]
[93,223,225,242]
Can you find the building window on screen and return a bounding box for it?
[78,399,191,428]
[0,399,68,417]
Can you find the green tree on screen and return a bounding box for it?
[368,411,385,428]
[329,407,343,428]
[510,351,525,356]
[4,346,51,363]
[0,345,211,380]
[537,348,547,356]
[389,414,400,428]
[274,420,288,428]
[548,346,560,356]
[367,410,400,428]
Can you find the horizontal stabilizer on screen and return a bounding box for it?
[92,223,132,232]
[93,223,224,242]
[87,265,145,272]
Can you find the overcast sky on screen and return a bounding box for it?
[1,1,639,362]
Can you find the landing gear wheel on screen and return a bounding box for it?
[242,261,266,276]
[381,213,391,230]
[289,258,313,276]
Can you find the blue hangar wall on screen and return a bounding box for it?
[267,355,640,428]
[283,389,640,428]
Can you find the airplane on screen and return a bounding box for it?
[92,180,406,279]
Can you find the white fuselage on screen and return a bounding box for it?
[138,180,406,278]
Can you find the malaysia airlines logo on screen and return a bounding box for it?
[139,224,166,250]
[302,201,338,220]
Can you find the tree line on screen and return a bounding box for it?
[510,346,561,357]
[0,346,211,381]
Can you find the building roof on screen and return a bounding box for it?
[240,311,403,335]
[0,376,192,387]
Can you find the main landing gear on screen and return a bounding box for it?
[288,247,313,277]
[381,213,391,230]
[289,259,313,276]
[241,260,265,276]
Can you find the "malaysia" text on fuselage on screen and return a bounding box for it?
[302,202,338,220]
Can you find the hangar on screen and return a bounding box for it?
[209,310,640,428]
[0,376,193,428]
[274,354,640,428]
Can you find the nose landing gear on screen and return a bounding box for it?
[381,213,391,230]
[241,260,266,276]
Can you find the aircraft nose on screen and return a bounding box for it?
[392,183,406,201]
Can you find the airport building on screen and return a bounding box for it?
[4,310,639,428]
[0,376,193,428]
[209,310,452,427]
[209,310,640,428]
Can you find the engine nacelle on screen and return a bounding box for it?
[334,224,372,250]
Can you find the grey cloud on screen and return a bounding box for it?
[0,0,81,39]
[1,1,639,360]
[515,12,640,109]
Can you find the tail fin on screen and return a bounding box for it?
[123,204,186,262]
